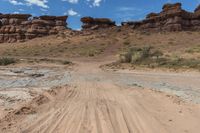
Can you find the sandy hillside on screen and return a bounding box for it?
[0,29,200,59]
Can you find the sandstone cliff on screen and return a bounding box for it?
[122,3,200,32]
[0,14,68,43]
[81,17,116,30]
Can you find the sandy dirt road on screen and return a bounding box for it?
[1,61,200,133]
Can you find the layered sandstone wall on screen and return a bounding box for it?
[122,3,200,32]
[81,17,116,30]
[0,14,68,43]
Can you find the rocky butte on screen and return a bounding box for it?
[122,3,200,32]
[0,14,68,43]
[81,17,116,30]
[2,3,200,43]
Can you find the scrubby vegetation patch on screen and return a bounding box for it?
[119,46,200,70]
[0,57,16,66]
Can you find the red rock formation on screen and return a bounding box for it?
[121,3,200,32]
[0,14,68,43]
[81,17,116,30]
[195,5,200,12]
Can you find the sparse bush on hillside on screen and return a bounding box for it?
[158,57,200,69]
[152,50,164,59]
[186,45,200,53]
[0,57,16,66]
[88,50,95,57]
[119,46,200,70]
[120,46,156,64]
[123,40,130,46]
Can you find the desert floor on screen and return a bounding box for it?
[0,57,200,133]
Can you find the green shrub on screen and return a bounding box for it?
[0,58,16,66]
[88,50,95,57]
[159,58,200,69]
[119,53,132,63]
[131,52,144,63]
[119,46,155,64]
[152,50,164,59]
[123,41,130,46]
[186,45,200,53]
[119,46,200,70]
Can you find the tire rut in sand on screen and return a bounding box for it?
[1,63,200,133]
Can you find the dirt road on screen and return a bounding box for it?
[1,61,200,133]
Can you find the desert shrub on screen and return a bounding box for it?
[0,57,16,66]
[62,60,71,65]
[123,41,130,46]
[159,58,200,69]
[186,45,200,53]
[120,47,200,70]
[119,46,156,64]
[120,53,132,63]
[88,51,95,57]
[152,50,164,59]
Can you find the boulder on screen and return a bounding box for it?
[81,17,94,23]
[9,14,31,19]
[39,15,56,20]
[0,14,31,19]
[94,18,115,24]
[56,16,68,21]
[162,3,182,12]
[81,17,116,30]
[146,13,159,19]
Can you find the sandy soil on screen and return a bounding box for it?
[0,60,200,133]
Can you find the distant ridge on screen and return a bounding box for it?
[121,3,200,32]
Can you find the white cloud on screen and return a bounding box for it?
[87,0,103,7]
[7,0,104,9]
[7,0,49,8]
[19,8,25,11]
[65,9,80,16]
[62,0,103,7]
[92,0,102,7]
[40,8,48,12]
[8,0,24,5]
[62,0,79,4]
[13,11,20,14]
[24,0,49,8]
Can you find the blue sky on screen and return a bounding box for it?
[0,0,200,29]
